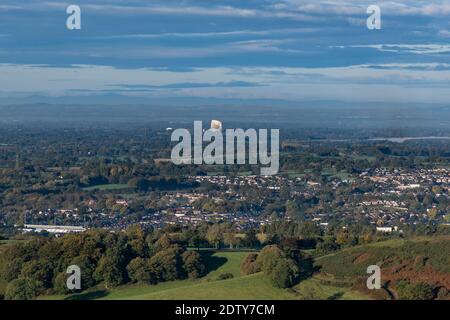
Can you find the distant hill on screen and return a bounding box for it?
[1,102,450,130]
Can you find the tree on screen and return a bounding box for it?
[188,233,204,251]
[5,278,40,300]
[53,272,71,295]
[298,221,321,238]
[20,260,53,289]
[127,177,151,191]
[243,229,260,248]
[267,257,300,288]
[316,239,340,254]
[223,233,239,249]
[0,258,23,282]
[206,224,223,249]
[427,208,438,219]
[240,253,261,275]
[256,245,300,288]
[181,251,205,279]
[126,225,147,257]
[336,229,349,246]
[126,257,154,283]
[256,245,285,273]
[148,246,182,282]
[69,255,96,289]
[154,234,172,252]
[94,248,126,288]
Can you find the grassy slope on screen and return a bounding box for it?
[40,250,368,300]
[293,277,369,300]
[315,236,450,299]
[202,251,248,280]
[105,274,296,300]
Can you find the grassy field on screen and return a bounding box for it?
[39,250,369,300]
[100,273,298,300]
[202,251,248,280]
[281,168,352,180]
[0,240,24,246]
[293,277,369,300]
[82,184,133,191]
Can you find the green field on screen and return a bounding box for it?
[282,168,352,180]
[82,184,132,191]
[293,277,369,300]
[99,273,297,300]
[40,250,368,300]
[0,240,22,246]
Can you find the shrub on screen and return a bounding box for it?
[317,240,340,254]
[436,287,449,300]
[217,273,234,280]
[396,280,435,300]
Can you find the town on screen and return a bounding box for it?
[1,126,447,236]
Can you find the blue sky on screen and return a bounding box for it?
[0,0,450,104]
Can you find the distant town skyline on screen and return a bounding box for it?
[1,0,450,104]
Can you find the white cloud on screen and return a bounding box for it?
[439,30,450,38]
[89,28,319,40]
[279,0,450,17]
[0,5,22,10]
[331,44,450,55]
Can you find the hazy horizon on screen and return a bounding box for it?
[1,0,450,105]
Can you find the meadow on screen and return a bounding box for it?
[82,184,133,191]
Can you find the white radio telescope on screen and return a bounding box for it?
[210,120,223,131]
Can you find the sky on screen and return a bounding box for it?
[0,0,450,104]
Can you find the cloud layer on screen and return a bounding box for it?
[0,0,449,104]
